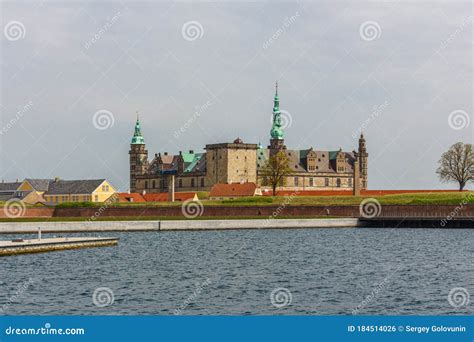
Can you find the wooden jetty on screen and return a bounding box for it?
[0,237,118,256]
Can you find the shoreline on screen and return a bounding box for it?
[0,216,472,233]
[0,218,360,233]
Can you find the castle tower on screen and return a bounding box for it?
[358,133,368,189]
[129,113,148,192]
[268,81,286,153]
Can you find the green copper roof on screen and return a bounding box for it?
[181,152,196,163]
[131,115,145,145]
[270,82,284,140]
[184,153,203,173]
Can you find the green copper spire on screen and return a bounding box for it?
[270,81,284,140]
[131,111,145,145]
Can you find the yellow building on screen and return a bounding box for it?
[11,178,115,205]
[16,179,52,204]
[42,179,116,204]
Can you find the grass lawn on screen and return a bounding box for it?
[107,191,473,206]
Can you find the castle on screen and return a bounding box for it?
[129,84,368,193]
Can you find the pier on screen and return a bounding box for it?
[0,236,119,256]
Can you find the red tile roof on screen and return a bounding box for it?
[117,193,146,202]
[143,192,197,202]
[210,183,258,198]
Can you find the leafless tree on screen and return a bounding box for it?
[259,151,292,196]
[436,142,473,190]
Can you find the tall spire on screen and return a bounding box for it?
[131,111,145,145]
[273,81,280,113]
[270,82,284,140]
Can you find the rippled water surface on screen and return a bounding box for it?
[1,228,473,315]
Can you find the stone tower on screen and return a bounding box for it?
[358,133,368,189]
[205,139,258,185]
[268,82,286,153]
[129,113,148,192]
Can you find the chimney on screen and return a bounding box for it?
[189,150,194,154]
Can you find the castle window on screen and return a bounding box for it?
[294,177,298,186]
[152,180,156,188]
[316,166,319,170]
[200,178,205,187]
[309,178,314,187]
[336,178,341,187]
[145,181,148,189]
[348,178,353,187]
[325,178,329,187]
[191,179,195,187]
[178,179,182,188]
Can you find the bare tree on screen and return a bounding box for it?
[259,150,292,196]
[436,142,473,190]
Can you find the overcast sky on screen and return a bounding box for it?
[1,0,472,191]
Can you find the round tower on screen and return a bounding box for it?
[129,113,148,192]
[358,133,368,189]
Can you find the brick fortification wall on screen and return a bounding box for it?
[0,204,472,219]
[54,204,474,219]
[0,207,55,218]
